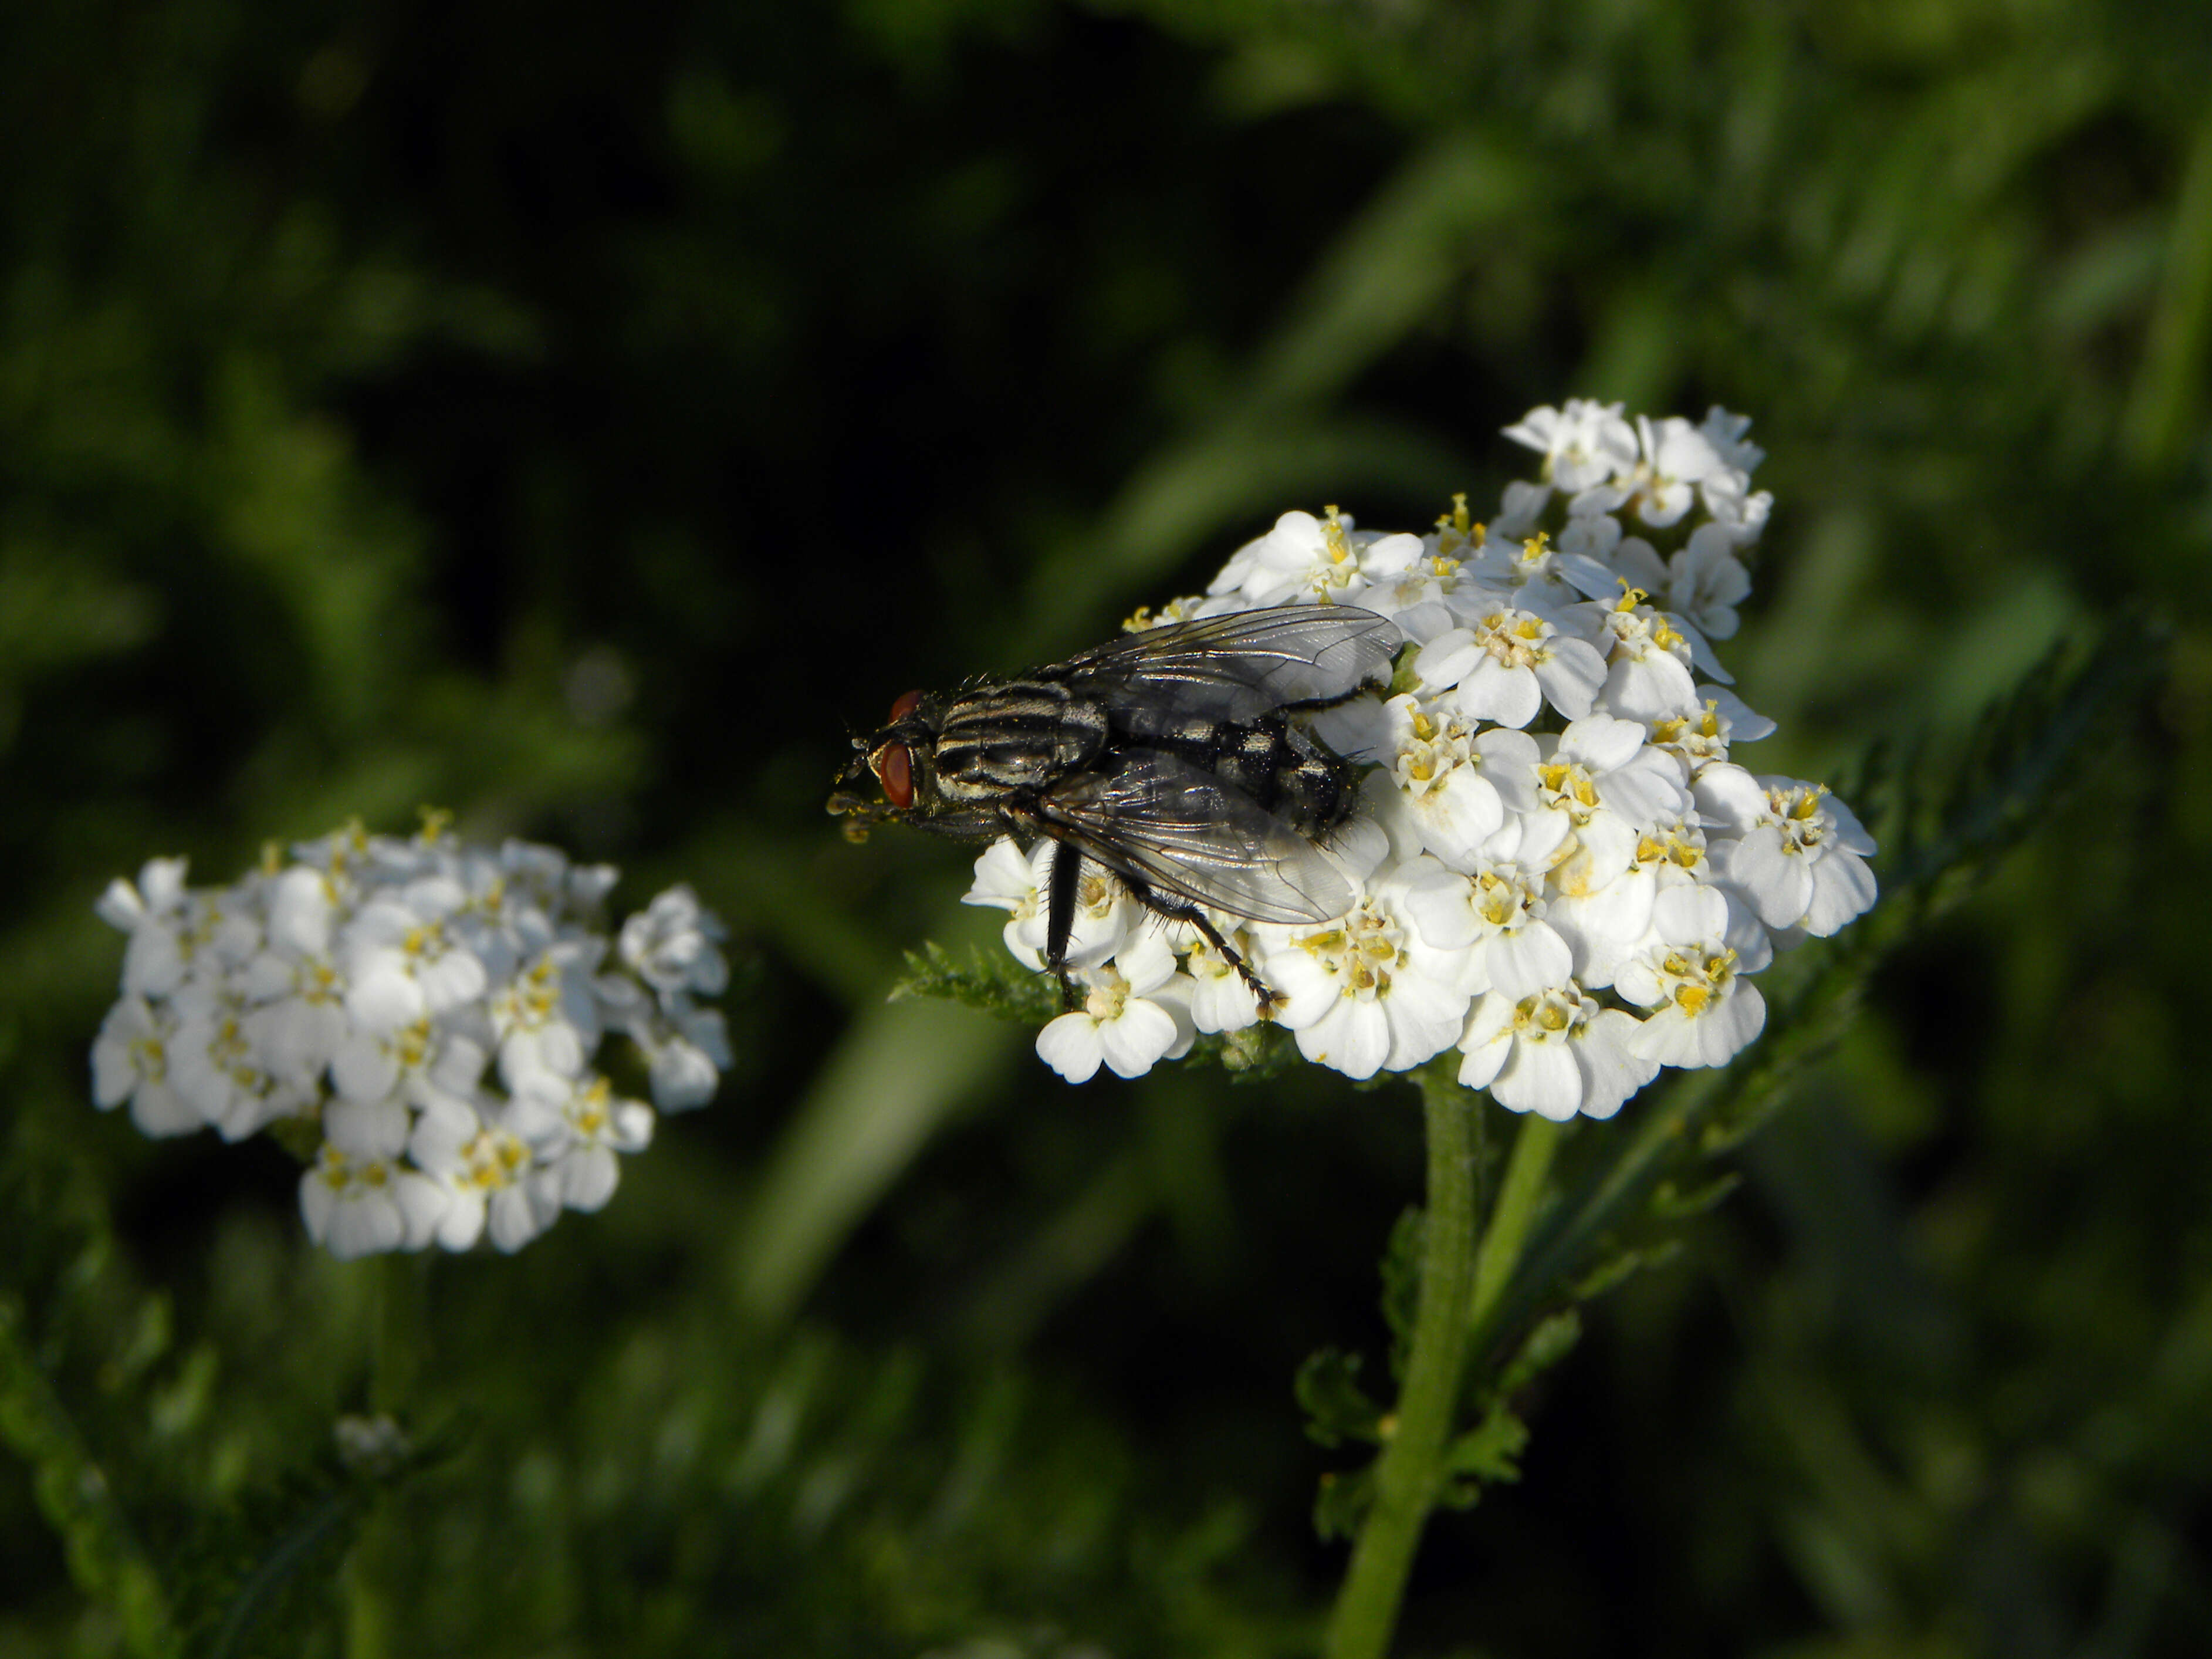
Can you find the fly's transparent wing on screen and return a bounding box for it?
[1036,749,1354,925]
[1053,605,1401,721]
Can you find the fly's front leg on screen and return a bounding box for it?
[1044,839,1083,1012]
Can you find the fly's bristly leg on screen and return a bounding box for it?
[1045,839,1083,1012]
[1116,873,1285,1013]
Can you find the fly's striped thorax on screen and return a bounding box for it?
[931,681,1110,798]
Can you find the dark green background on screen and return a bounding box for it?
[4,1,2208,1654]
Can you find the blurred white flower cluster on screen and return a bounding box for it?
[967,402,1876,1119]
[92,820,731,1259]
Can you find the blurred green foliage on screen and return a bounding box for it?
[3,0,2208,1653]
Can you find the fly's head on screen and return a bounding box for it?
[827,688,939,842]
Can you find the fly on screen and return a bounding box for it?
[827,604,1404,1009]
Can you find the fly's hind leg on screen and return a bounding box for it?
[1118,877,1283,1013]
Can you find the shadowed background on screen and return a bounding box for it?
[3,1,2208,1654]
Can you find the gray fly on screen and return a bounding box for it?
[827,604,1403,1009]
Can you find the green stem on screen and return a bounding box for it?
[1322,1077,1511,1659]
[1465,1112,1563,1344]
[1325,1094,1563,1659]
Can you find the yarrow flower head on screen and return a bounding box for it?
[949,403,1877,1123]
[92,817,733,1260]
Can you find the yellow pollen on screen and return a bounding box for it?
[1412,711,1438,741]
[1518,531,1551,566]
[1323,505,1351,564]
[417,805,453,843]
[320,1163,349,1190]
[1652,618,1683,651]
[363,1162,389,1188]
[1537,999,1570,1032]
[1408,758,1435,783]
[1675,984,1710,1015]
[1614,583,1648,611]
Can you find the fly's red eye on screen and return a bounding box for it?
[874,741,914,809]
[887,689,924,722]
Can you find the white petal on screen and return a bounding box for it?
[327,1097,411,1159]
[128,1081,201,1138]
[559,1144,621,1212]
[1719,829,1813,929]
[1036,1014,1105,1083]
[393,1172,451,1250]
[333,1030,399,1103]
[1296,998,1391,1081]
[1493,1038,1582,1120]
[648,1037,719,1111]
[1486,925,1573,1001]
[1801,850,1878,936]
[95,878,147,932]
[328,1192,405,1261]
[1534,638,1605,720]
[1575,1011,1660,1119]
[487,1185,548,1253]
[435,1189,488,1251]
[121,925,187,999]
[1099,1001,1178,1079]
[1455,658,1542,729]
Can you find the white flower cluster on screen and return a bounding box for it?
[965,402,1876,1120]
[91,820,732,1259]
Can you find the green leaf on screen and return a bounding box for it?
[1438,1403,1528,1509]
[169,1415,457,1659]
[0,1296,176,1657]
[1649,1171,1743,1221]
[1495,1309,1582,1400]
[1294,1349,1384,1449]
[1568,1238,1684,1303]
[889,940,1059,1023]
[1311,1466,1375,1543]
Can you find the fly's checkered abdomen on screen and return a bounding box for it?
[1110,707,1357,836]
